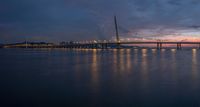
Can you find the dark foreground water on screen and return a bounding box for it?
[0,48,200,107]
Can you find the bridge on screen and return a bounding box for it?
[59,41,200,49]
[3,16,200,49]
[59,16,200,49]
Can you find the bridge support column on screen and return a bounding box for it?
[157,42,161,50]
[87,45,89,49]
[100,44,103,49]
[88,44,91,49]
[160,43,162,49]
[177,43,179,49]
[117,43,120,49]
[93,44,96,49]
[177,43,182,50]
[95,44,98,49]
[91,44,94,49]
[199,43,200,49]
[157,43,159,49]
[105,43,108,49]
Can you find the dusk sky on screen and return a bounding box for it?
[1,0,200,43]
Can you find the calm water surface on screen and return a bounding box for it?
[0,48,200,107]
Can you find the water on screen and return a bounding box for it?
[0,48,200,107]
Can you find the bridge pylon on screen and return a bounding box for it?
[114,15,121,49]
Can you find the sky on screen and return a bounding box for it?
[1,0,200,43]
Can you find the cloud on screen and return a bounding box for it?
[1,0,200,43]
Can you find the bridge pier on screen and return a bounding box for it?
[85,44,88,49]
[199,43,200,49]
[157,42,162,49]
[102,43,108,49]
[105,43,108,49]
[177,43,182,50]
[94,44,98,49]
[177,43,179,49]
[78,45,81,48]
[160,43,162,49]
[101,44,104,49]
[157,43,159,49]
[91,44,94,49]
[86,45,89,49]
[117,43,121,49]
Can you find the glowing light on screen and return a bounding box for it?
[142,49,147,54]
[151,49,157,54]
[93,40,97,43]
[161,49,166,52]
[192,48,197,53]
[171,49,176,53]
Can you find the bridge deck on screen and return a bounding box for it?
[75,42,200,45]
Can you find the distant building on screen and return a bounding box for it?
[3,42,54,48]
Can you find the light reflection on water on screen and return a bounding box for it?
[126,49,131,72]
[119,49,125,72]
[91,49,99,90]
[141,49,149,89]
[170,48,177,84]
[192,49,198,89]
[0,48,200,107]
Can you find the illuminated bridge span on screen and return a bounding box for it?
[3,41,200,49]
[62,16,200,49]
[61,41,200,49]
[56,16,200,49]
[3,16,200,49]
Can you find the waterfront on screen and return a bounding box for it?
[0,48,200,107]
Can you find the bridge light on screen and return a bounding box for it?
[94,40,97,43]
[116,40,121,43]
